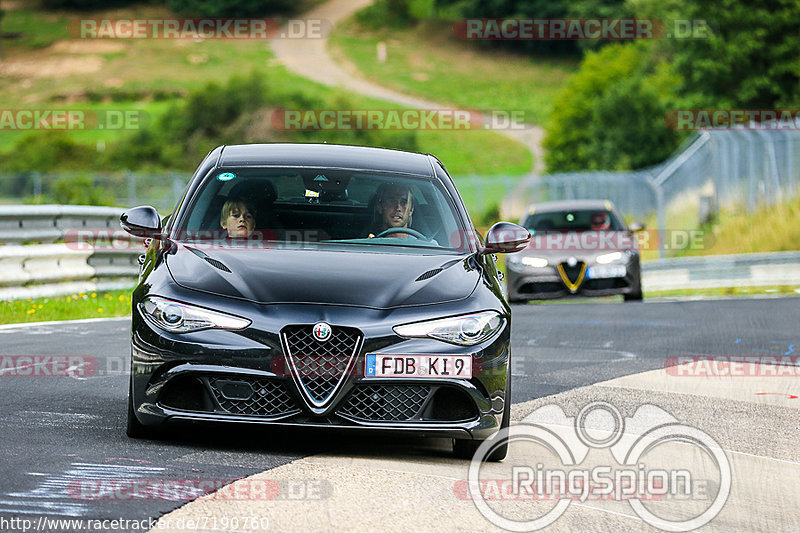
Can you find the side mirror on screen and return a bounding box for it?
[121,206,162,239]
[482,221,531,254]
[628,221,645,232]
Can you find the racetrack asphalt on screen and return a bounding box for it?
[0,296,797,531]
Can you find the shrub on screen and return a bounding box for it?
[166,0,295,17]
[49,175,115,206]
[543,43,679,172]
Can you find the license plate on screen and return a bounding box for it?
[587,265,627,278]
[365,354,472,378]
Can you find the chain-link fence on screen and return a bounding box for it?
[2,128,799,255]
[504,129,800,256]
[0,172,187,212]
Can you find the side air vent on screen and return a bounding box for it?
[204,257,232,273]
[415,268,442,281]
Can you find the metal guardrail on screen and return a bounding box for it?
[0,205,142,300]
[642,251,800,292]
[0,205,125,243]
[0,205,798,300]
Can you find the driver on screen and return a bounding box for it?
[590,211,611,231]
[367,183,415,238]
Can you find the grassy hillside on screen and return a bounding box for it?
[330,18,578,126]
[0,3,530,177]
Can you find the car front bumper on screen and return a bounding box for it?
[506,259,641,300]
[130,299,510,441]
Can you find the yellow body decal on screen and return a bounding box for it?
[557,263,587,293]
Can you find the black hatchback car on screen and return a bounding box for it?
[121,143,530,460]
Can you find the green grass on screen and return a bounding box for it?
[0,101,174,152]
[646,285,800,298]
[0,289,132,325]
[638,196,800,262]
[0,5,531,180]
[680,197,800,257]
[330,19,578,126]
[2,8,71,50]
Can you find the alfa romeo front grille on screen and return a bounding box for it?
[337,384,431,422]
[207,377,299,418]
[282,325,362,411]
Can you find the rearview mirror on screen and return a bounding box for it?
[482,221,531,254]
[121,206,162,239]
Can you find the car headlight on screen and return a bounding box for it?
[139,296,251,333]
[393,311,504,346]
[521,256,548,268]
[595,251,625,264]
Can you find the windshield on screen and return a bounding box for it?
[176,168,470,251]
[523,209,625,231]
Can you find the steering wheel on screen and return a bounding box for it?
[375,227,426,240]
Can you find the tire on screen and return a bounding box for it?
[453,365,511,462]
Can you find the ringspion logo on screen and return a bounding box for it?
[466,401,730,531]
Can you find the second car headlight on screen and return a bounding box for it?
[140,296,251,333]
[393,311,504,346]
[596,251,626,264]
[521,256,548,267]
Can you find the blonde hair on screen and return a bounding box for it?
[220,198,256,226]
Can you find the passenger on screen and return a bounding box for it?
[220,197,256,238]
[367,183,415,238]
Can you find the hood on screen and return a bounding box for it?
[517,230,636,262]
[165,243,479,309]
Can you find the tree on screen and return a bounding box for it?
[668,0,800,108]
[166,0,295,17]
[543,42,679,172]
[0,0,4,60]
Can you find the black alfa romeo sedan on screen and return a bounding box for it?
[121,143,530,461]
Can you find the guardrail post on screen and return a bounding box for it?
[126,172,136,207]
[643,176,666,258]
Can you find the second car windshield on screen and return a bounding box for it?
[177,168,469,251]
[524,210,624,231]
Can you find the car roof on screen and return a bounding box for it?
[526,199,617,213]
[217,143,434,176]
